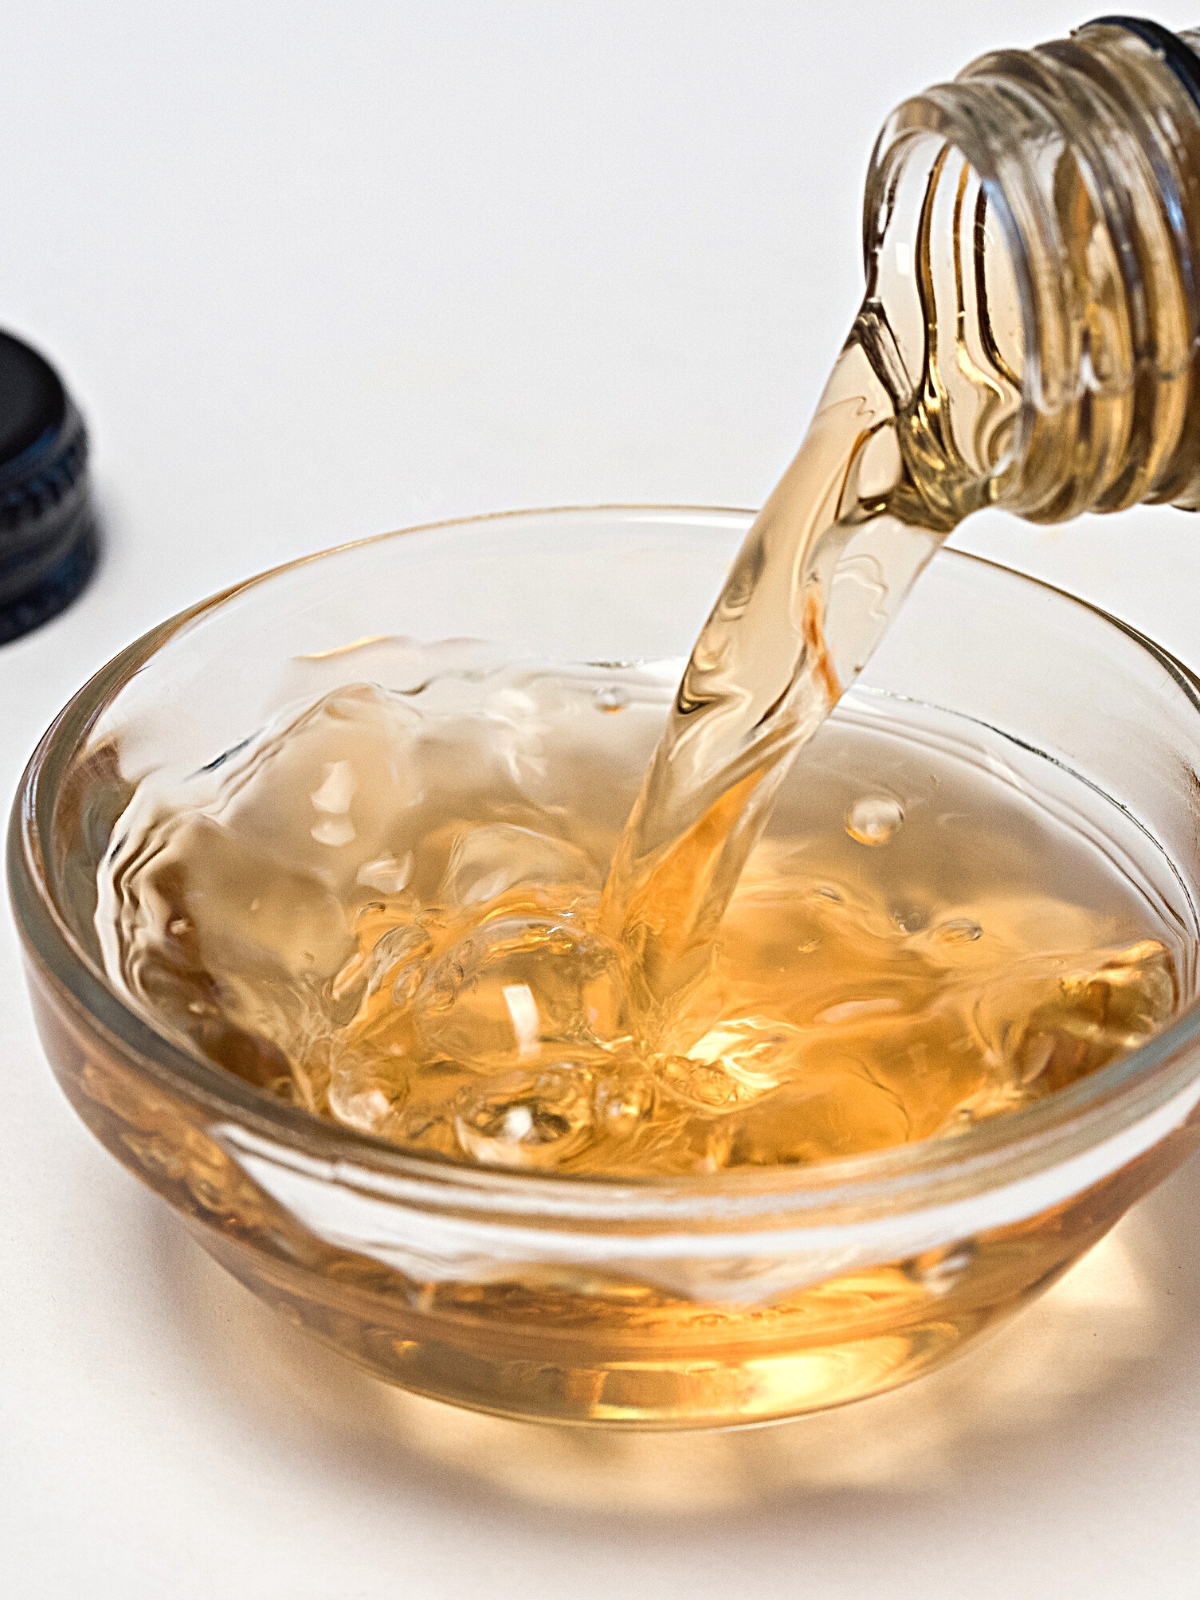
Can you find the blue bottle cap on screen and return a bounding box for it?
[0,330,97,645]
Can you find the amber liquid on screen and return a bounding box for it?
[86,647,1191,1425]
[98,656,1181,1178]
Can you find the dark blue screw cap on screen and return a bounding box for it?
[0,330,97,645]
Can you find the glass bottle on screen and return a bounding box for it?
[862,17,1200,525]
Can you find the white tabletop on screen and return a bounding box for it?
[6,4,1200,1594]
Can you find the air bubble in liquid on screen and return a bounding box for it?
[455,1066,594,1168]
[845,794,905,847]
[594,685,629,713]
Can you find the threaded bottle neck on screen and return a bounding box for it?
[863,20,1200,524]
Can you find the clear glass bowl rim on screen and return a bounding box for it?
[12,503,1200,1230]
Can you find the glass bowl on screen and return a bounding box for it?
[11,506,1200,1430]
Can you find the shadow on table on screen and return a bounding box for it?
[144,1147,1200,1523]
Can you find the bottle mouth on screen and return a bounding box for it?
[862,18,1200,521]
[11,511,1200,1236]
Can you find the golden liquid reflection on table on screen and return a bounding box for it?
[149,1151,1200,1519]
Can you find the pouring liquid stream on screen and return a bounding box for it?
[97,141,1186,1174]
[601,144,1021,1031]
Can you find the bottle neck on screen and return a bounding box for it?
[863,20,1200,524]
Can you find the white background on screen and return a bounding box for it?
[5,3,1200,1594]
